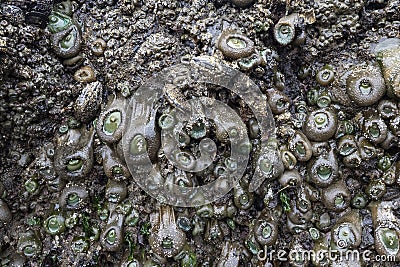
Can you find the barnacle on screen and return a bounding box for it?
[229,0,254,8]
[74,81,103,123]
[91,38,107,56]
[74,66,96,83]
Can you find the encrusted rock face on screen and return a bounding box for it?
[374,38,400,99]
[1,0,400,266]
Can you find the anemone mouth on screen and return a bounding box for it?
[174,151,196,170]
[274,23,295,45]
[377,227,400,254]
[358,79,373,95]
[334,223,357,248]
[226,37,247,50]
[316,164,332,181]
[314,112,329,129]
[339,144,356,156]
[316,66,335,86]
[257,222,273,239]
[161,236,174,249]
[65,158,83,172]
[103,110,122,136]
[44,215,65,235]
[48,12,72,33]
[158,113,175,130]
[105,228,117,245]
[23,245,37,257]
[334,194,346,208]
[59,27,78,51]
[129,134,148,156]
[259,158,273,174]
[368,123,381,138]
[66,192,80,206]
